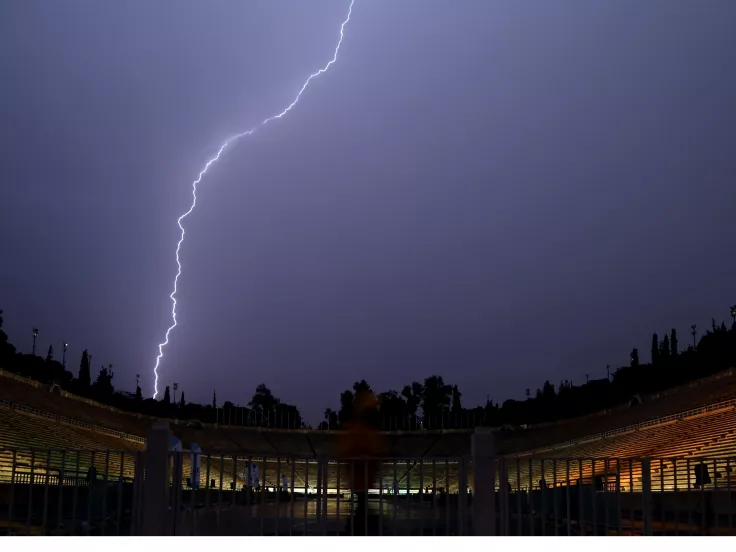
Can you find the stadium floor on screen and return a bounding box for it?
[182,496,466,536]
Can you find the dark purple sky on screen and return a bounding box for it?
[2,0,735,424]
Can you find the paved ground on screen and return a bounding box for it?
[179,496,469,536]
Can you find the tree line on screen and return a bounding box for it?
[0,309,304,428]
[1,306,735,431]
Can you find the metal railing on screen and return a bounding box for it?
[495,455,736,536]
[2,439,736,536]
[167,453,470,536]
[0,448,143,536]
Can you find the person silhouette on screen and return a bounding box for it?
[339,390,383,535]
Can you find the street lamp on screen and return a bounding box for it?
[32,328,39,355]
[62,342,68,368]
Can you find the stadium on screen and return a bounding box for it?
[2,365,736,536]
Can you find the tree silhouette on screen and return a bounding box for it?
[249,383,279,414]
[451,385,462,412]
[240,383,301,428]
[0,317,16,362]
[322,408,338,429]
[1,302,735,432]
[651,333,659,365]
[78,350,91,389]
[338,389,355,426]
[421,375,453,428]
[670,329,678,356]
[353,379,372,396]
[401,382,423,416]
[45,345,54,363]
[661,334,670,361]
[691,324,698,348]
[92,365,114,398]
[0,309,9,360]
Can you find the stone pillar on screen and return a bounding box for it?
[471,427,497,536]
[141,421,172,536]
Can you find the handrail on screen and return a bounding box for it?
[0,399,146,444]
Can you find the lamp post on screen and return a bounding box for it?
[32,328,39,355]
[691,324,697,349]
[62,342,68,368]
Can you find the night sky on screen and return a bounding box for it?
[2,0,735,424]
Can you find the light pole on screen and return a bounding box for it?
[32,328,38,355]
[62,342,68,368]
[136,373,140,389]
[691,324,697,349]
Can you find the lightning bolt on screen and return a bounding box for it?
[152,0,355,398]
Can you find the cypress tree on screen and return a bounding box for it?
[78,350,91,388]
[651,333,659,364]
[670,329,678,356]
[661,334,670,361]
[630,348,639,368]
